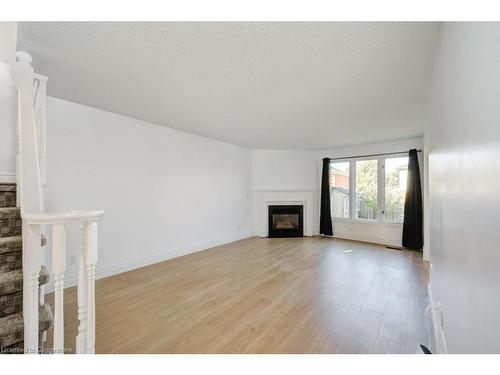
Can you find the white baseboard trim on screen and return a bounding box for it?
[332,232,401,248]
[0,172,16,184]
[427,283,448,354]
[44,233,251,293]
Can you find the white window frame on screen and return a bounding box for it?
[329,152,408,225]
[382,154,409,224]
[329,160,351,220]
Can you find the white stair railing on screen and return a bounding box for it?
[33,72,48,210]
[23,211,104,354]
[16,51,104,354]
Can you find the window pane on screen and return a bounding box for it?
[330,162,350,218]
[384,156,408,223]
[355,159,378,220]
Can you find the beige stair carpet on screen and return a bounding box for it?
[0,183,53,354]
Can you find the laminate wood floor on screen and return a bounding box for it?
[45,236,429,354]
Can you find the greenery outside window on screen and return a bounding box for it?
[329,154,409,224]
[355,159,378,220]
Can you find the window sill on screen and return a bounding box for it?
[331,217,403,226]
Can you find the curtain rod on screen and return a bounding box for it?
[328,149,422,161]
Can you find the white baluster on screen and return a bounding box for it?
[84,221,98,353]
[22,211,103,355]
[23,223,41,353]
[52,224,66,354]
[86,264,96,354]
[76,224,88,354]
[39,279,47,349]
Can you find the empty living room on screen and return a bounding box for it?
[2,1,500,373]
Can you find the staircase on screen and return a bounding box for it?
[0,183,53,353]
[0,51,104,354]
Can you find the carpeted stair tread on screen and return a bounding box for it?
[0,269,23,295]
[0,235,47,273]
[0,184,16,192]
[0,234,47,255]
[0,291,22,319]
[0,250,22,273]
[0,208,21,238]
[0,184,16,208]
[0,207,21,220]
[2,339,24,354]
[0,266,50,296]
[0,236,22,254]
[0,265,50,318]
[0,184,54,352]
[0,303,53,349]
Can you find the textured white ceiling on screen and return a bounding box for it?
[18,22,440,149]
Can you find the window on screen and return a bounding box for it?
[329,154,410,224]
[330,162,350,218]
[384,156,408,223]
[355,159,378,220]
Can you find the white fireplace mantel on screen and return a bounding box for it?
[252,190,314,237]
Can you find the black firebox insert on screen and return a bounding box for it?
[268,205,304,238]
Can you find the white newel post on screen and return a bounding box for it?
[17,51,44,354]
[84,220,98,354]
[23,224,41,353]
[52,224,66,353]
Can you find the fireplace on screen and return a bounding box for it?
[268,205,304,238]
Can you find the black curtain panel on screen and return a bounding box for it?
[402,149,423,250]
[320,158,333,236]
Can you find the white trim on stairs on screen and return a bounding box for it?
[0,172,16,184]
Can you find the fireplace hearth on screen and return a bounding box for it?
[268,205,304,238]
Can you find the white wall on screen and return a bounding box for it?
[426,23,500,353]
[0,22,17,183]
[46,97,251,286]
[251,150,318,235]
[251,150,319,191]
